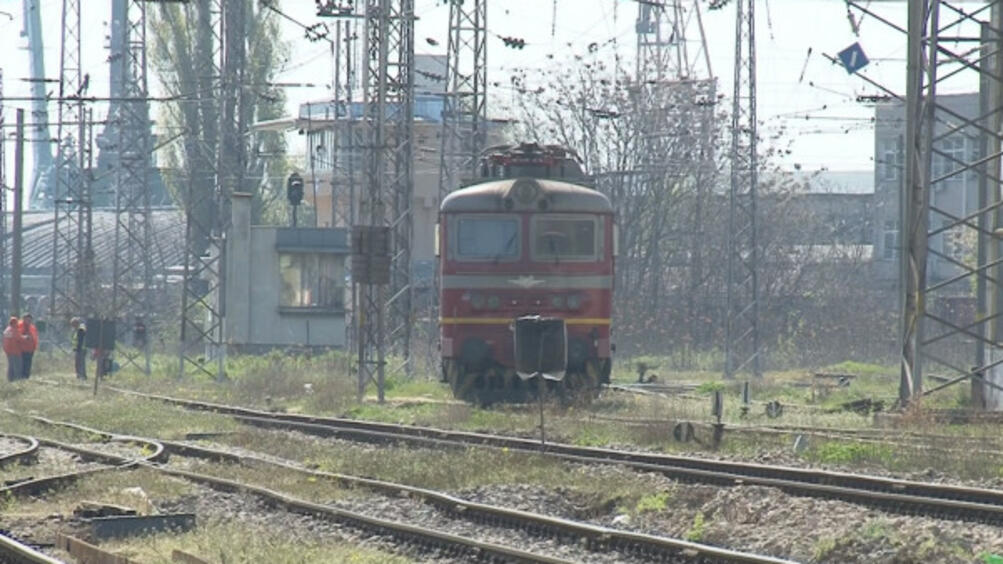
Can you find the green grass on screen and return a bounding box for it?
[684,511,706,542]
[633,490,672,514]
[20,351,1003,483]
[2,468,193,516]
[808,441,895,466]
[102,522,413,563]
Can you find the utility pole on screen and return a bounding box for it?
[842,0,1003,408]
[0,69,7,320]
[355,0,414,401]
[12,109,25,316]
[317,5,361,351]
[179,0,247,380]
[110,0,155,374]
[633,0,715,366]
[437,0,487,200]
[725,0,761,380]
[50,0,89,327]
[435,0,487,377]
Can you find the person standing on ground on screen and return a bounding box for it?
[19,314,38,379]
[70,318,87,380]
[3,317,24,382]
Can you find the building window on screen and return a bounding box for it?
[883,220,898,260]
[932,136,966,181]
[878,138,902,182]
[279,253,344,309]
[881,150,897,181]
[942,219,967,262]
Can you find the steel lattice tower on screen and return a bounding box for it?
[839,0,1003,406]
[839,0,1003,407]
[357,0,414,400]
[316,6,363,355]
[437,0,487,201]
[725,0,761,379]
[178,0,245,379]
[332,17,360,231]
[635,0,712,81]
[633,0,716,351]
[110,0,154,373]
[49,0,91,323]
[432,0,487,376]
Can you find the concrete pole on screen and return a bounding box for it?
[899,0,938,403]
[984,4,1003,409]
[11,108,24,315]
[975,22,991,409]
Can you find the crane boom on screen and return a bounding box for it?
[21,0,54,205]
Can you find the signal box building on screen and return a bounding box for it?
[223,193,349,351]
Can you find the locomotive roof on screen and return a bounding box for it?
[441,178,613,213]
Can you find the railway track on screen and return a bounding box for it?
[0,533,64,564]
[0,422,165,499]
[101,386,1003,523]
[581,414,1003,458]
[11,412,793,564]
[0,434,39,467]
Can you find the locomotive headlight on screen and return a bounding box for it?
[487,295,501,309]
[550,295,565,309]
[470,293,486,309]
[566,293,583,309]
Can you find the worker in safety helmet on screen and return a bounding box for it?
[3,317,25,382]
[70,318,87,380]
[19,314,38,380]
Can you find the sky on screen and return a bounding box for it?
[0,0,983,204]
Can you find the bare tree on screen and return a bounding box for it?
[501,48,886,368]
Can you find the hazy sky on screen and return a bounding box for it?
[0,0,980,198]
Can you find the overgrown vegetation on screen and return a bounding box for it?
[102,522,410,564]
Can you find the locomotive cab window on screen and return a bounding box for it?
[453,215,520,261]
[532,216,601,261]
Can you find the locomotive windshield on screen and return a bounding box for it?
[532,216,600,261]
[456,216,520,260]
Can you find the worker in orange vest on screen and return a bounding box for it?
[3,317,25,382]
[18,314,39,380]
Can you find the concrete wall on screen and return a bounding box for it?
[873,93,980,288]
[226,193,347,350]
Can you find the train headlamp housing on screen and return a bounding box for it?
[511,178,539,204]
[566,293,583,310]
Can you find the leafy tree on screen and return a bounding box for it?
[149,0,291,234]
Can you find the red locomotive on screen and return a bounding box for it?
[438,144,615,403]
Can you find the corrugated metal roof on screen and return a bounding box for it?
[2,209,186,275]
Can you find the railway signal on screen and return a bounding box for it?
[286,172,305,227]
